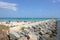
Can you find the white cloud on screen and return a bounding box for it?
[0,2,16,11]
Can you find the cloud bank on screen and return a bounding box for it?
[0,2,16,11]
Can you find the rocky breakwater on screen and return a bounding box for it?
[9,19,57,40]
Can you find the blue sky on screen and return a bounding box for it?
[0,0,60,18]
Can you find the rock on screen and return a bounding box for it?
[37,35,44,40]
[19,30,30,38]
[18,36,27,40]
[9,32,20,40]
[28,34,37,40]
[42,34,50,40]
[6,21,10,24]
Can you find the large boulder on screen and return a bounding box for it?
[9,32,20,40]
[18,36,27,40]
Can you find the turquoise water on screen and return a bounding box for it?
[0,18,59,22]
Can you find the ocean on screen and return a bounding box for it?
[0,18,59,22]
[57,20,60,40]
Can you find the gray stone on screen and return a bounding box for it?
[9,32,20,40]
